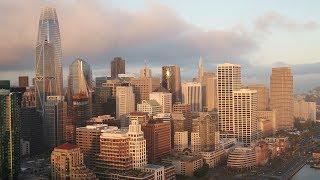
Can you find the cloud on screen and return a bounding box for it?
[0,0,256,72]
[255,11,319,32]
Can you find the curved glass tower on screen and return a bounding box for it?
[68,58,93,100]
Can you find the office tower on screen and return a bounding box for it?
[270,67,294,130]
[128,112,149,125]
[137,100,161,116]
[152,77,161,91]
[0,90,21,179]
[130,76,152,103]
[140,66,152,78]
[98,129,132,171]
[92,86,110,116]
[51,143,96,179]
[22,88,36,107]
[174,131,188,152]
[181,82,202,112]
[246,84,269,111]
[0,80,10,89]
[21,106,43,155]
[68,58,93,103]
[294,100,316,121]
[142,120,171,163]
[193,112,219,151]
[76,125,115,169]
[161,65,182,103]
[19,76,29,87]
[71,93,91,127]
[34,40,56,112]
[111,57,125,78]
[37,7,63,96]
[149,88,172,113]
[127,120,147,168]
[172,103,193,135]
[233,89,258,146]
[95,76,107,87]
[116,85,135,118]
[197,57,204,82]
[202,72,217,111]
[44,96,67,149]
[217,63,241,137]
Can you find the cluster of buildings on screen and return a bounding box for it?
[0,5,316,180]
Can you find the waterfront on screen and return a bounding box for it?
[292,164,320,180]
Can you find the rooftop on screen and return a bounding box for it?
[55,143,78,150]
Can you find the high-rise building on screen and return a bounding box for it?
[181,82,202,112]
[37,7,63,96]
[111,57,125,78]
[270,67,294,130]
[0,89,21,179]
[233,89,258,146]
[71,93,91,127]
[18,76,29,87]
[51,143,96,179]
[217,63,242,137]
[130,77,152,103]
[174,131,188,152]
[149,88,172,113]
[197,57,205,83]
[68,58,93,103]
[202,72,217,111]
[161,65,181,103]
[116,85,135,118]
[76,125,117,169]
[246,84,269,111]
[128,112,149,125]
[294,100,316,121]
[95,76,107,88]
[142,120,171,163]
[192,112,219,151]
[140,66,152,78]
[137,100,161,117]
[34,40,56,112]
[152,77,161,91]
[0,80,10,89]
[22,87,36,107]
[127,120,147,168]
[44,96,67,149]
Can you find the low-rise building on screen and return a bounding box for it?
[254,141,269,166]
[227,147,256,169]
[294,100,317,121]
[163,154,203,176]
[265,137,289,157]
[200,149,226,168]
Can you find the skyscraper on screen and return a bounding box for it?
[233,89,258,146]
[0,89,21,179]
[202,72,217,111]
[217,63,241,137]
[161,65,181,103]
[270,67,294,130]
[181,82,202,112]
[18,76,29,87]
[197,57,204,83]
[246,84,269,111]
[116,85,135,118]
[149,88,172,113]
[37,6,63,96]
[68,58,93,102]
[111,57,125,78]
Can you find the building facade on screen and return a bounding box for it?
[181,82,202,112]
[161,65,181,103]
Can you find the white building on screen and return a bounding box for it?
[174,131,188,152]
[294,100,317,121]
[217,63,242,138]
[116,86,135,118]
[181,82,202,112]
[233,89,258,147]
[127,120,147,168]
[149,91,172,113]
[137,100,161,116]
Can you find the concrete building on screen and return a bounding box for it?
[116,85,135,118]
[128,120,147,168]
[137,100,162,116]
[142,120,171,163]
[181,82,202,112]
[20,139,30,157]
[294,100,317,121]
[71,93,91,127]
[172,103,192,133]
[270,67,294,130]
[51,143,96,180]
[217,63,242,137]
[200,149,225,168]
[130,77,152,104]
[174,131,188,152]
[191,132,201,153]
[19,76,29,87]
[257,110,277,134]
[202,72,217,111]
[152,77,161,91]
[246,84,269,111]
[149,89,172,113]
[164,155,203,176]
[128,112,150,125]
[44,95,67,149]
[111,57,125,78]
[227,147,256,169]
[233,89,259,146]
[161,65,182,103]
[254,141,269,166]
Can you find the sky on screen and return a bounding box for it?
[0,0,320,92]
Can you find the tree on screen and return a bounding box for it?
[193,163,209,177]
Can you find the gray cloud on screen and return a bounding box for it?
[255,11,319,32]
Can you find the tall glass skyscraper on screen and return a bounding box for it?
[35,6,63,112]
